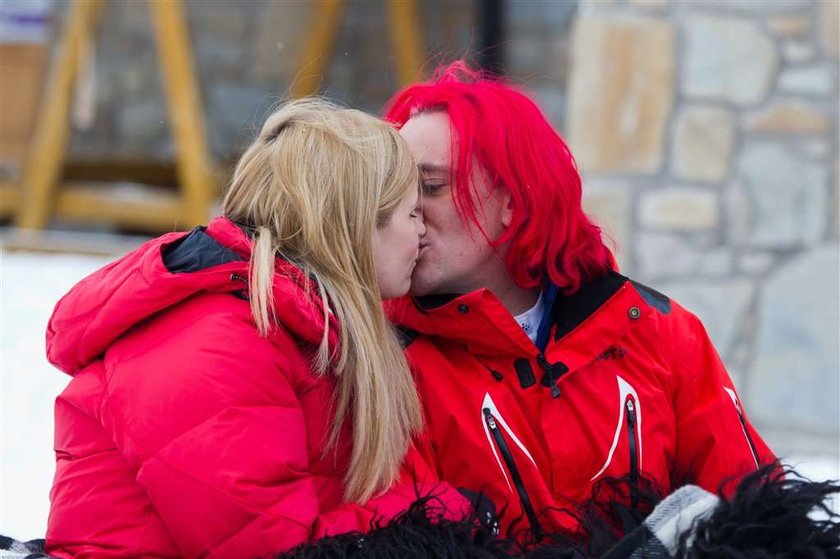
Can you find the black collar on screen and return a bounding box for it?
[550,270,627,341]
[411,270,628,343]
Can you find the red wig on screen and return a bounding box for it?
[383,61,614,293]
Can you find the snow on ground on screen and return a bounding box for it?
[2,250,113,540]
[2,248,838,540]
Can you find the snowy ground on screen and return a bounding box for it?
[2,248,838,540]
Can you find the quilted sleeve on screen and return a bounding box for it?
[668,306,776,495]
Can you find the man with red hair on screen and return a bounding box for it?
[384,61,775,538]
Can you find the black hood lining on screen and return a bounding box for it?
[162,227,246,274]
[551,271,628,341]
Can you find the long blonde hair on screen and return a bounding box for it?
[222,98,422,503]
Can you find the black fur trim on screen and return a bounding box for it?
[276,466,839,559]
[684,464,840,558]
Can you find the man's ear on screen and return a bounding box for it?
[500,189,514,229]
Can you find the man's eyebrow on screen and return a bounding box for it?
[418,163,450,175]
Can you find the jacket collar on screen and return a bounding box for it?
[391,271,656,373]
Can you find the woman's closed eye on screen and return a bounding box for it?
[421,181,447,196]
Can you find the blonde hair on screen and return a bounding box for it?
[222,98,422,503]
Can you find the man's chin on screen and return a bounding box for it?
[409,273,436,298]
[409,284,432,297]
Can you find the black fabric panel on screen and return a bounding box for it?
[395,326,420,349]
[552,271,627,341]
[162,227,245,273]
[514,358,536,388]
[413,293,461,312]
[630,281,672,315]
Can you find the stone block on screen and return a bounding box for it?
[729,142,828,248]
[744,101,830,135]
[795,140,831,159]
[782,40,818,64]
[683,16,778,106]
[821,0,839,58]
[748,246,840,436]
[688,0,808,12]
[739,252,777,275]
[640,187,719,230]
[673,106,735,183]
[582,180,633,271]
[835,158,840,236]
[628,0,669,9]
[567,16,675,175]
[637,232,732,280]
[778,64,836,96]
[766,16,811,37]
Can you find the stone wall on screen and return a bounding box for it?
[567,0,839,460]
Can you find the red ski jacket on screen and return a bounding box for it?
[389,272,775,536]
[45,217,463,559]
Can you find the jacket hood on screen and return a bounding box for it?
[47,217,338,375]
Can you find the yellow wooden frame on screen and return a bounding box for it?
[291,0,424,98]
[5,0,424,232]
[11,0,216,231]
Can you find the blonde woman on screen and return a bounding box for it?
[44,99,463,558]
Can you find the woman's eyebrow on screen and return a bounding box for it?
[418,163,450,175]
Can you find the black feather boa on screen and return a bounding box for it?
[278,465,840,559]
[684,466,840,558]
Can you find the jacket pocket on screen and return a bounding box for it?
[483,407,543,538]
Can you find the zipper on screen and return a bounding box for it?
[483,407,544,539]
[229,273,249,300]
[625,398,639,509]
[731,396,761,468]
[536,354,567,399]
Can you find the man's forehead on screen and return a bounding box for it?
[400,112,454,168]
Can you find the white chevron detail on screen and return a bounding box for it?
[483,392,538,467]
[590,375,642,481]
[482,392,513,492]
[724,386,759,469]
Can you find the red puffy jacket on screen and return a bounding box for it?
[45,217,462,559]
[390,272,775,537]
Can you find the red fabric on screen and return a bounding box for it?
[390,279,775,536]
[45,217,466,559]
